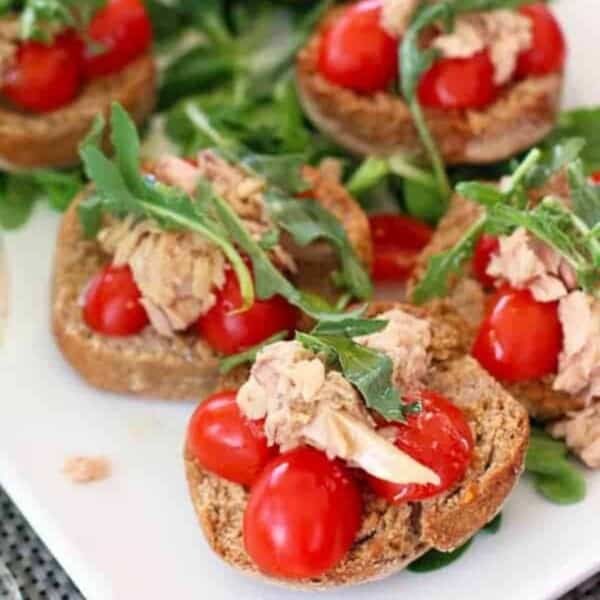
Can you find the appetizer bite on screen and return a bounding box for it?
[0,0,155,170]
[297,0,565,164]
[52,104,372,399]
[411,142,600,468]
[184,302,529,586]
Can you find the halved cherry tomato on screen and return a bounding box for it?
[516,3,566,78]
[83,264,149,336]
[367,390,473,503]
[472,234,500,289]
[472,286,563,382]
[318,0,398,93]
[187,390,276,487]
[418,50,498,110]
[369,214,433,282]
[244,447,362,579]
[196,264,299,356]
[83,0,152,79]
[2,31,83,113]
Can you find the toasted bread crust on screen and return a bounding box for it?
[0,53,156,171]
[410,194,587,420]
[184,301,529,588]
[52,169,372,399]
[296,7,562,164]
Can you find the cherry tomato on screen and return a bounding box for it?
[83,0,153,79]
[472,234,500,289]
[367,390,473,503]
[369,214,433,282]
[187,390,276,487]
[516,3,566,78]
[2,32,83,113]
[83,264,149,336]
[590,172,600,185]
[244,447,362,579]
[418,50,498,110]
[318,0,398,94]
[472,286,563,382]
[197,264,299,356]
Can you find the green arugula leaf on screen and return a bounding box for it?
[77,193,103,238]
[345,157,391,198]
[0,174,39,230]
[568,159,600,229]
[264,190,373,300]
[312,317,387,338]
[219,331,288,374]
[412,215,486,304]
[546,106,600,174]
[524,138,586,189]
[240,153,308,195]
[30,169,83,212]
[297,331,408,421]
[483,513,502,534]
[407,539,473,573]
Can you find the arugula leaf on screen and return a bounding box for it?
[312,317,387,338]
[264,190,373,300]
[345,157,391,198]
[241,153,308,195]
[219,331,288,374]
[546,106,600,174]
[524,138,586,189]
[30,169,83,211]
[412,216,486,304]
[568,159,600,229]
[297,331,409,421]
[407,539,473,573]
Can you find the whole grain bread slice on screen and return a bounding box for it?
[409,193,586,420]
[52,168,372,400]
[0,53,156,171]
[184,301,530,589]
[296,6,562,164]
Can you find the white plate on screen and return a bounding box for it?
[1,2,599,598]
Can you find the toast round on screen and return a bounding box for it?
[296,7,563,164]
[52,168,372,400]
[184,301,530,588]
[409,194,587,420]
[0,53,156,171]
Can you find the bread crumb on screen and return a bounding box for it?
[63,456,111,484]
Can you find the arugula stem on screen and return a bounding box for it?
[388,154,438,190]
[139,200,255,311]
[184,103,230,150]
[505,148,542,193]
[409,99,451,201]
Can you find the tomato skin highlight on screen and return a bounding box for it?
[83,264,149,336]
[318,0,398,93]
[369,214,433,282]
[516,3,566,78]
[418,50,498,110]
[244,447,362,579]
[367,390,473,503]
[472,234,500,289]
[187,390,276,487]
[196,265,299,356]
[472,287,563,382]
[2,32,83,113]
[83,0,153,79]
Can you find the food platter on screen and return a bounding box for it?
[1,1,599,599]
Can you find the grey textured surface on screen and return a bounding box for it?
[0,485,597,599]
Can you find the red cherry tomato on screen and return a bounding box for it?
[418,50,498,110]
[318,0,398,93]
[472,286,563,382]
[83,0,153,79]
[590,172,600,185]
[244,447,362,579]
[516,3,566,78]
[197,265,299,356]
[472,234,500,289]
[83,264,149,336]
[187,390,276,487]
[2,32,83,113]
[367,390,473,503]
[369,214,433,282]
